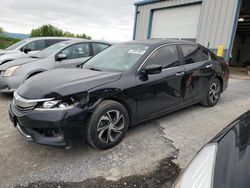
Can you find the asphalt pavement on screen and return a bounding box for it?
[0,78,249,187]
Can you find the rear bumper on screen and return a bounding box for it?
[0,75,24,93]
[9,102,89,147]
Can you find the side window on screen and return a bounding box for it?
[24,40,46,51]
[145,45,179,68]
[180,45,209,64]
[60,43,90,59]
[45,39,65,48]
[92,43,110,55]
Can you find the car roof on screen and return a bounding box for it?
[209,110,250,143]
[120,39,198,47]
[25,37,75,41]
[55,39,113,45]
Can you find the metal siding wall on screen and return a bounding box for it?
[135,0,202,40]
[196,0,238,49]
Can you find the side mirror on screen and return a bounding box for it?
[142,64,162,75]
[56,54,67,61]
[23,48,31,54]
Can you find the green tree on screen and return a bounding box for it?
[0,27,4,37]
[31,24,91,39]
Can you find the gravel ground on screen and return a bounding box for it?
[16,156,181,188]
[0,78,249,188]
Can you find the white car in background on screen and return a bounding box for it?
[0,39,112,93]
[0,37,71,65]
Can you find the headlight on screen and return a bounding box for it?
[37,92,89,110]
[173,144,217,188]
[42,100,61,108]
[3,66,20,77]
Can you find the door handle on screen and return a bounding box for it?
[176,71,185,76]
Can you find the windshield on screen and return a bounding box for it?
[83,43,150,72]
[6,39,29,50]
[33,42,68,58]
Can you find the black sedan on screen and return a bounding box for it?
[173,110,250,188]
[9,40,229,149]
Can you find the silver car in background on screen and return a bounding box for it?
[0,39,111,93]
[0,37,71,65]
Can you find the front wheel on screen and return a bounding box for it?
[201,78,221,107]
[86,100,129,149]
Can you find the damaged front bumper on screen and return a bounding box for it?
[15,123,65,146]
[9,101,89,147]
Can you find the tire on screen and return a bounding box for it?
[86,100,129,149]
[201,78,221,107]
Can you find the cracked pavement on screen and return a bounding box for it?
[0,79,249,187]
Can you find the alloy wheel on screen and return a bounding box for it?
[97,110,125,144]
[209,82,220,104]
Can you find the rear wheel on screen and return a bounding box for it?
[86,100,129,149]
[201,78,221,107]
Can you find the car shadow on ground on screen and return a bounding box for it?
[0,93,13,99]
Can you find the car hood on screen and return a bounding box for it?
[211,111,250,188]
[0,57,38,70]
[0,49,5,55]
[17,68,122,99]
[0,49,17,55]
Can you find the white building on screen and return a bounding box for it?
[133,0,250,66]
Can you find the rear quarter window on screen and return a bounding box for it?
[92,43,111,55]
[45,39,67,48]
[180,45,209,64]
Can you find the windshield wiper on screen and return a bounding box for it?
[89,67,102,72]
[31,56,39,59]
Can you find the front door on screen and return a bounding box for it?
[21,40,46,57]
[136,45,186,119]
[55,42,91,68]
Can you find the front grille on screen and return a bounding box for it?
[12,103,35,116]
[14,105,35,114]
[13,92,37,114]
[12,91,55,115]
[13,92,37,108]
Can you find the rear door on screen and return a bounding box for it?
[179,44,214,101]
[136,44,186,119]
[55,42,91,68]
[45,39,67,48]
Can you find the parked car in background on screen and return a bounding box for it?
[0,39,111,93]
[0,37,71,65]
[9,39,229,149]
[173,110,250,188]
